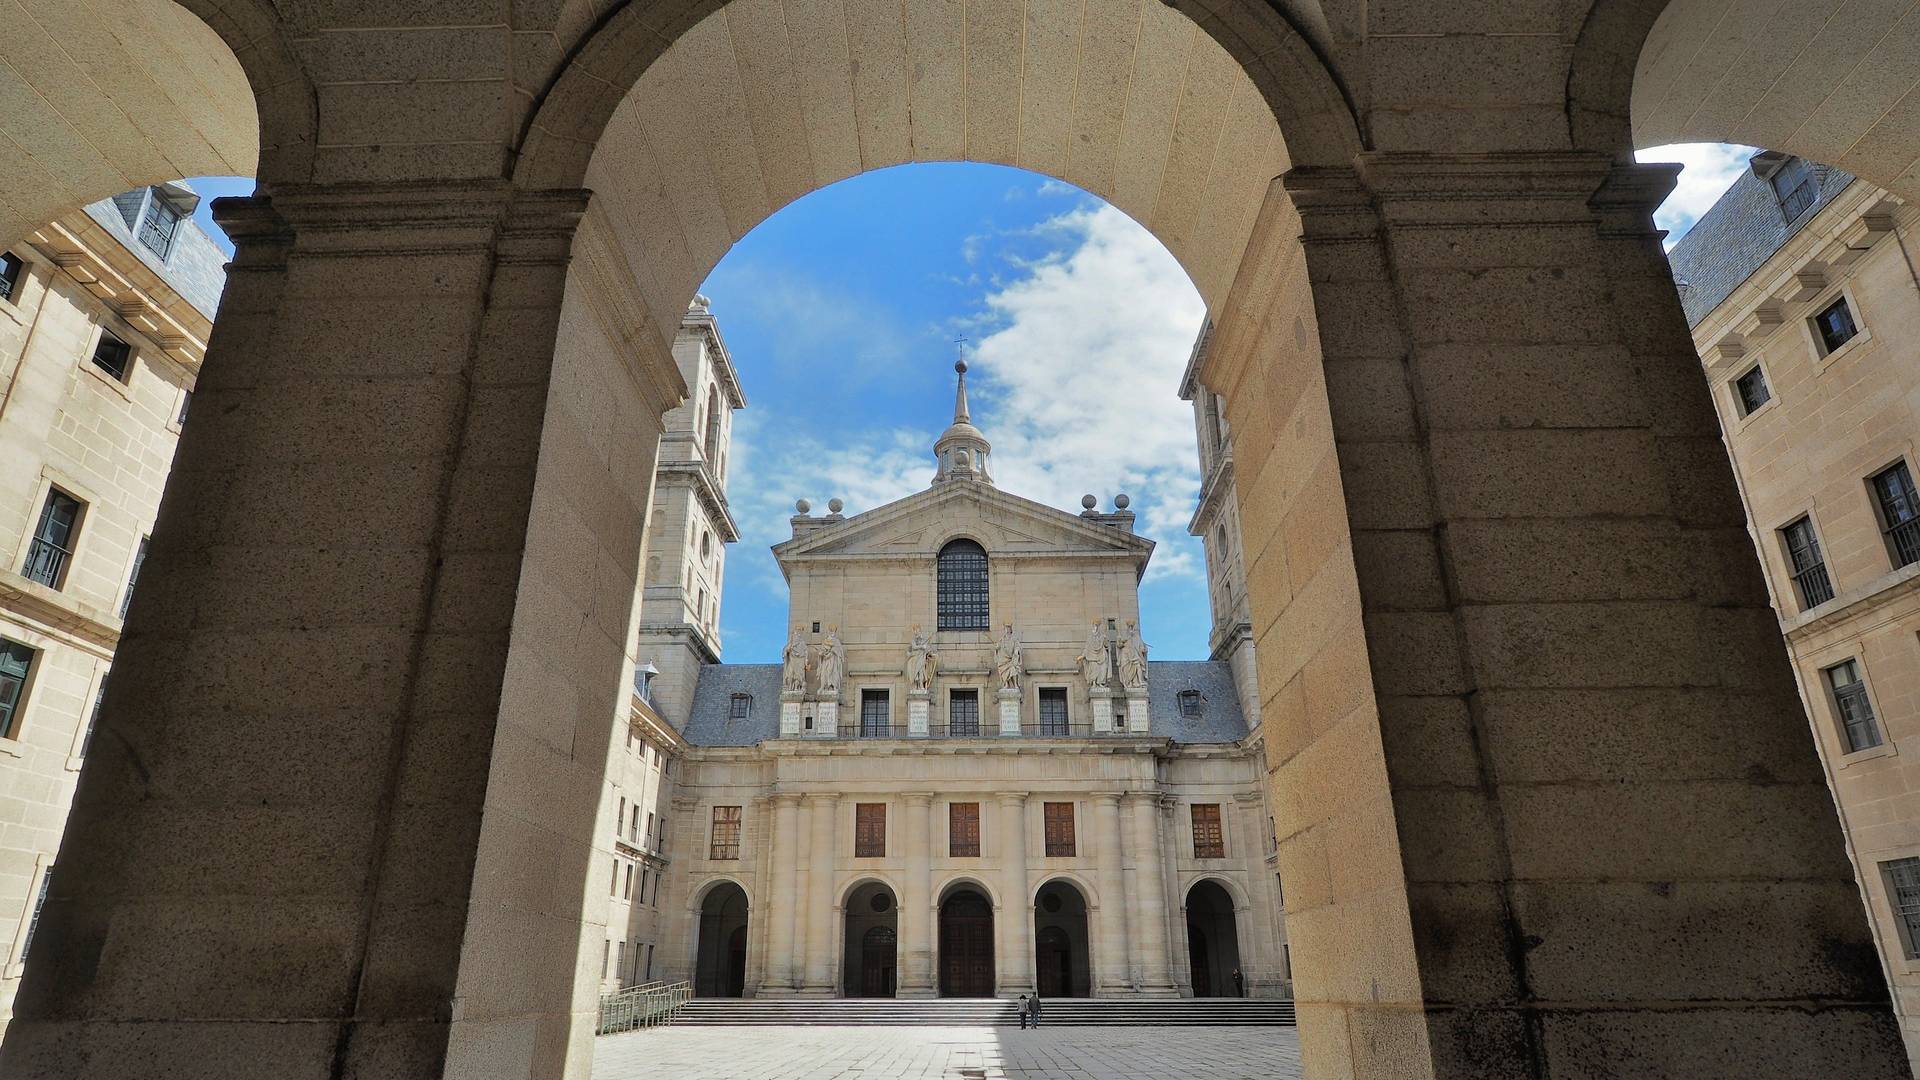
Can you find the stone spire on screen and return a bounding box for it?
[932,358,993,485]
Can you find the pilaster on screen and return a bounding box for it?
[996,791,1033,995]
[1091,792,1130,995]
[765,792,804,993]
[800,793,840,995]
[1123,790,1175,995]
[900,792,936,997]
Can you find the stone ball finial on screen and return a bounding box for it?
[828,498,844,513]
[1114,493,1131,509]
[1081,494,1097,510]
[955,358,968,375]
[795,499,811,514]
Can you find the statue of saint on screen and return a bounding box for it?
[1079,621,1112,690]
[993,622,1024,691]
[781,625,810,693]
[907,626,938,692]
[1117,619,1149,691]
[815,626,846,698]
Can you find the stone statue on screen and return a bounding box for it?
[1079,621,1112,690]
[993,622,1024,691]
[907,626,938,691]
[781,624,810,693]
[1117,619,1149,691]
[816,625,845,698]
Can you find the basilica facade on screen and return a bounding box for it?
[608,336,1288,1001]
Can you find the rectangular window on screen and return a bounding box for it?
[1781,516,1834,609]
[79,681,103,759]
[1826,659,1883,753]
[1734,365,1770,416]
[1038,687,1069,736]
[624,863,633,899]
[617,796,625,834]
[709,805,741,860]
[603,939,611,977]
[610,858,619,896]
[1192,803,1225,859]
[1874,461,1920,568]
[1043,801,1075,857]
[855,802,886,858]
[651,872,661,905]
[0,251,21,304]
[615,941,626,983]
[20,865,50,961]
[0,641,32,740]
[90,330,132,382]
[948,689,979,737]
[638,867,648,904]
[729,693,751,720]
[1770,157,1819,222]
[24,489,81,589]
[176,390,191,426]
[645,943,655,980]
[949,802,980,857]
[120,537,149,619]
[633,806,642,842]
[1814,295,1860,355]
[1886,858,1920,959]
[137,190,181,260]
[860,688,890,737]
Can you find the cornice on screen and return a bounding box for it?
[30,216,212,372]
[655,460,741,542]
[1187,453,1235,535]
[0,573,119,654]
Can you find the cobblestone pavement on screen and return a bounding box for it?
[591,1024,1303,1079]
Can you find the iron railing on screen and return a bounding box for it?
[596,980,691,1034]
[21,538,70,589]
[1792,562,1835,609]
[1890,518,1920,569]
[838,721,1100,739]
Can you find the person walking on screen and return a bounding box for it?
[1017,994,1030,1029]
[1029,990,1043,1029]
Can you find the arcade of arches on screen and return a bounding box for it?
[2,0,1917,1078]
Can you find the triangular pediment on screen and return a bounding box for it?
[773,482,1154,572]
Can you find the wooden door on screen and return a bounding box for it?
[939,891,995,996]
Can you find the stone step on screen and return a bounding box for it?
[671,997,1296,1026]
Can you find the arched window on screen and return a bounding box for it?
[937,539,989,631]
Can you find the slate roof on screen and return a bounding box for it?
[81,186,229,320]
[1667,159,1855,328]
[680,659,1248,747]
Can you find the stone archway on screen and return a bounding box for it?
[1033,879,1091,999]
[1184,880,1241,998]
[693,881,750,998]
[842,880,899,998]
[938,885,996,998]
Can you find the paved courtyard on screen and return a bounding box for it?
[591,1024,1303,1079]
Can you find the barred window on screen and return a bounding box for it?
[1873,461,1920,569]
[936,539,989,630]
[1043,802,1075,857]
[1038,687,1068,736]
[1191,803,1225,859]
[0,640,33,740]
[1781,516,1833,609]
[709,805,742,860]
[1825,659,1882,753]
[949,802,980,857]
[855,803,886,858]
[24,488,81,589]
[1886,857,1920,959]
[949,689,980,737]
[861,688,890,737]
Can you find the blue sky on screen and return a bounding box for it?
[180,143,1755,664]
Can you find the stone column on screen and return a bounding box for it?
[765,792,804,992]
[900,792,936,997]
[1091,792,1130,995]
[1216,155,1907,1076]
[0,185,686,1080]
[1231,791,1281,996]
[1123,790,1174,994]
[801,793,839,994]
[996,792,1033,994]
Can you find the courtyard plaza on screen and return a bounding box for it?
[590,1025,1303,1079]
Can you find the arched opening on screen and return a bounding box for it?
[938,885,995,998]
[693,882,749,998]
[842,880,899,997]
[1032,880,1091,998]
[1185,880,1242,998]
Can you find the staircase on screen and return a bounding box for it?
[672,997,1296,1026]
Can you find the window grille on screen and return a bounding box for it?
[949,802,980,857]
[1888,858,1920,959]
[0,252,21,304]
[24,490,81,589]
[1043,802,1075,857]
[1192,804,1225,858]
[1038,687,1069,736]
[121,537,149,619]
[1814,296,1860,355]
[728,693,752,721]
[1734,366,1770,416]
[91,331,131,382]
[79,682,103,759]
[0,641,33,739]
[860,689,890,737]
[20,865,50,960]
[709,805,741,860]
[1781,517,1833,609]
[1873,462,1920,568]
[948,689,980,736]
[855,803,886,857]
[936,539,989,630]
[1826,659,1882,752]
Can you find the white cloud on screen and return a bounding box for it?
[963,203,1209,581]
[1637,142,1758,248]
[1036,178,1078,197]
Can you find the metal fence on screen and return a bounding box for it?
[846,721,1101,739]
[596,980,692,1034]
